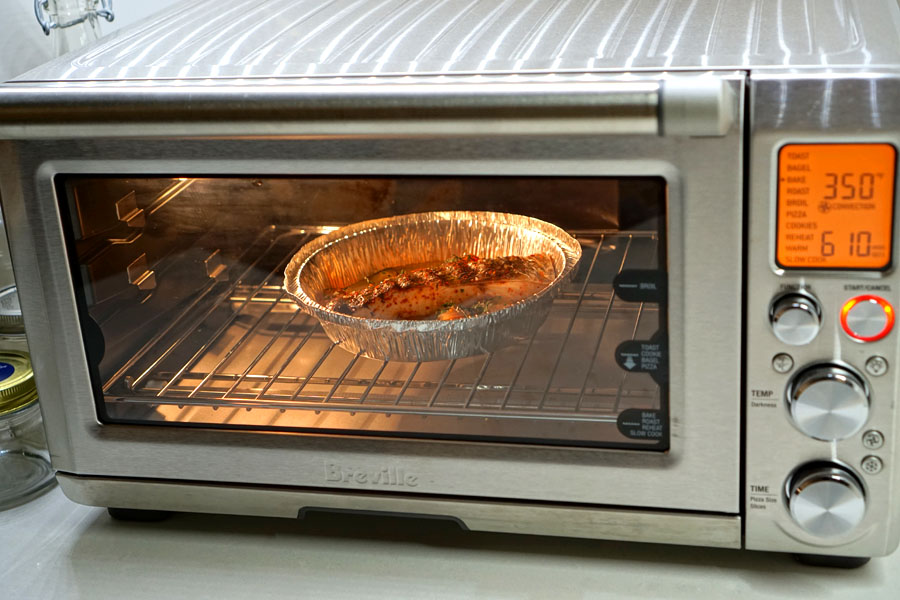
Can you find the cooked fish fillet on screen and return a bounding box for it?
[326,254,555,320]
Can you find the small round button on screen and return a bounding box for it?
[860,456,883,475]
[772,353,794,373]
[770,292,822,345]
[841,295,894,342]
[865,356,889,377]
[862,430,884,450]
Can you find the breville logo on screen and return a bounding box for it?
[325,463,418,487]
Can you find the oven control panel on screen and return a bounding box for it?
[745,128,900,558]
[748,280,898,556]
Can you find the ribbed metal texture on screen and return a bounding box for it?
[12,0,900,83]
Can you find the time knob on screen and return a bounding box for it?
[787,364,870,441]
[769,292,822,345]
[786,463,866,538]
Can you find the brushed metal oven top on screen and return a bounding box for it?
[8,0,900,85]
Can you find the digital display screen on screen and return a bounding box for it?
[776,143,896,270]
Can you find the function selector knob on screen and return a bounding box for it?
[769,292,822,345]
[787,365,870,441]
[786,463,866,538]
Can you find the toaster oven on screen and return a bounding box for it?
[1,0,899,565]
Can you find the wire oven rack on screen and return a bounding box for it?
[104,227,661,427]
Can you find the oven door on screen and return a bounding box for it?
[0,73,744,520]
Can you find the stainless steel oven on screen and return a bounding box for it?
[1,0,899,565]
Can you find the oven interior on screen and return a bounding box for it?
[58,176,668,449]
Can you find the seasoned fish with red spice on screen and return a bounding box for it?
[326,254,555,320]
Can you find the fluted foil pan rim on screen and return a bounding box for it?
[284,211,582,361]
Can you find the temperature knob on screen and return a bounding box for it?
[787,365,869,441]
[770,292,822,345]
[787,463,866,538]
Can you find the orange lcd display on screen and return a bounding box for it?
[777,143,896,269]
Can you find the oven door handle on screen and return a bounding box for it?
[0,77,734,139]
[660,77,736,137]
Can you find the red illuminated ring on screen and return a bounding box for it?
[840,295,895,342]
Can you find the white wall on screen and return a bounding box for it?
[0,0,182,81]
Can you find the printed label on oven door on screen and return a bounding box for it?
[615,335,668,384]
[613,270,666,303]
[616,409,665,440]
[324,463,419,487]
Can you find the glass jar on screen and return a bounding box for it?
[0,351,55,510]
[0,286,25,337]
[34,0,114,57]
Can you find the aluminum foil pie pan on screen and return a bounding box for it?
[284,211,581,362]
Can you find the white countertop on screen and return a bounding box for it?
[2,484,898,599]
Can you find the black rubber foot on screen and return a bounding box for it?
[107,507,173,522]
[793,554,871,569]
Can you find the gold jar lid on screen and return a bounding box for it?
[0,350,38,415]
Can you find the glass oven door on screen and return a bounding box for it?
[61,176,668,449]
[2,72,743,515]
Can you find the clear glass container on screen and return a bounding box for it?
[0,286,26,337]
[0,351,55,510]
[48,0,100,56]
[35,0,112,57]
